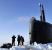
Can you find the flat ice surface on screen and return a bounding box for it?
[10,42,52,50]
[0,42,52,50]
[0,48,9,50]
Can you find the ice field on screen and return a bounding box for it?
[0,42,52,50]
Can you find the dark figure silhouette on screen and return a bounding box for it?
[17,35,21,46]
[20,36,24,45]
[12,35,16,46]
[30,40,34,45]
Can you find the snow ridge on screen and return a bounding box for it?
[10,42,52,50]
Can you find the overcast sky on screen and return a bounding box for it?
[0,0,52,45]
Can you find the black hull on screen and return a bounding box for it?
[30,21,52,44]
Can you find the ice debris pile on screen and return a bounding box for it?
[10,42,52,50]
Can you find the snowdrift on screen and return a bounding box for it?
[10,42,52,50]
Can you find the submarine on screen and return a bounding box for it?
[29,4,52,44]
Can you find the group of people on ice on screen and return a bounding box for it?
[12,35,24,46]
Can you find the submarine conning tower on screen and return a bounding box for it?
[29,4,52,44]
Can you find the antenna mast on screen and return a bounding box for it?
[39,0,46,22]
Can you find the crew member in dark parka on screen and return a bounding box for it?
[20,36,24,45]
[17,35,21,46]
[12,35,16,46]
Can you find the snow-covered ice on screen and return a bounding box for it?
[10,42,52,50]
[0,48,9,50]
[10,45,28,50]
[0,42,52,50]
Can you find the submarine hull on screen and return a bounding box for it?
[30,21,52,44]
